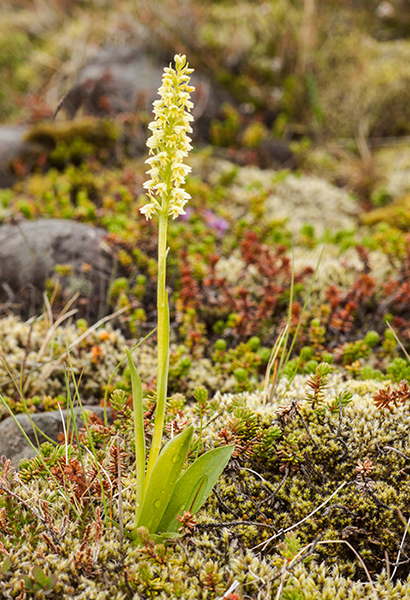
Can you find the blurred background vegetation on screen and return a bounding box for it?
[2,0,410,398]
[2,0,410,138]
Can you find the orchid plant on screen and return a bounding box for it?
[127,55,233,542]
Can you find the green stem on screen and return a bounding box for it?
[195,410,203,461]
[144,213,170,486]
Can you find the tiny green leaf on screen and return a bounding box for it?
[33,566,49,587]
[157,445,234,534]
[22,576,34,591]
[43,573,58,595]
[136,425,194,534]
[149,531,182,544]
[1,556,11,575]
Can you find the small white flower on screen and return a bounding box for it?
[140,54,194,221]
[140,199,160,219]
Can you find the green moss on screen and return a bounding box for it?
[0,28,32,121]
[342,332,380,365]
[2,370,410,596]
[361,193,410,230]
[386,357,410,383]
[207,382,410,580]
[24,118,118,168]
[317,35,410,138]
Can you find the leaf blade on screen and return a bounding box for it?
[135,425,194,534]
[157,445,234,534]
[126,348,145,522]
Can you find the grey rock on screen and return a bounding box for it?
[61,46,225,142]
[77,48,162,115]
[0,406,112,468]
[0,125,43,188]
[0,219,115,318]
[0,126,30,164]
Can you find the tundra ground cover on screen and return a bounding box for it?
[2,1,410,597]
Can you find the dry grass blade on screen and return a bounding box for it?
[386,321,410,363]
[37,292,80,361]
[275,560,290,600]
[216,579,240,600]
[265,248,324,404]
[319,540,376,598]
[27,306,128,398]
[22,298,79,395]
[117,437,124,548]
[391,509,410,580]
[262,324,288,406]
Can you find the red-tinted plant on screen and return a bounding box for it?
[196,231,313,341]
[373,380,410,410]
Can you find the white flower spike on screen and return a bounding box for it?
[140,54,194,220]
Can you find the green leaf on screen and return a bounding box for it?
[47,574,58,588]
[22,575,34,591]
[157,445,234,534]
[187,473,208,513]
[43,574,58,595]
[32,566,49,588]
[125,349,145,520]
[136,425,194,534]
[1,556,11,575]
[149,531,182,544]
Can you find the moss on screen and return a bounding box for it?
[361,193,410,229]
[0,25,32,121]
[24,118,118,168]
[201,378,410,580]
[25,118,118,146]
[2,375,410,597]
[317,34,410,139]
[373,145,410,201]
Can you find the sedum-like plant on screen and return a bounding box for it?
[126,55,233,542]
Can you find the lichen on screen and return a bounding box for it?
[0,314,126,402]
[206,158,359,237]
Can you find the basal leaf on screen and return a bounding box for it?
[135,425,194,534]
[157,445,234,534]
[186,473,208,513]
[22,576,34,591]
[126,349,145,519]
